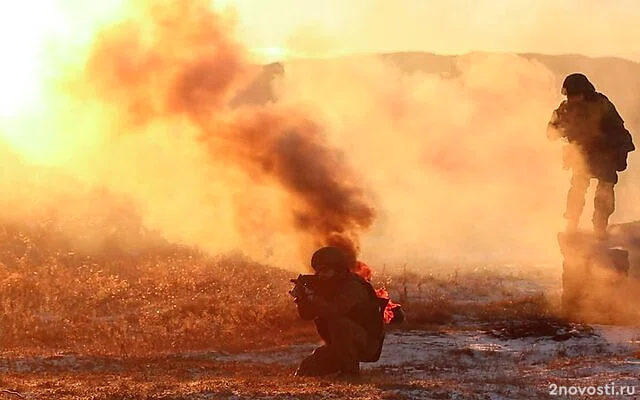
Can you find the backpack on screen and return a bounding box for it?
[351,275,387,362]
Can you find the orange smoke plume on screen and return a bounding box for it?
[57,0,374,258]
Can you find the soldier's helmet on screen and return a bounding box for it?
[264,62,284,76]
[311,246,349,273]
[562,73,595,96]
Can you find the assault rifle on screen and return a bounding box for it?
[289,274,325,299]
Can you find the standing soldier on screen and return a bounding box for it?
[547,73,634,239]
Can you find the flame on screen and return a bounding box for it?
[352,260,373,282]
[375,287,402,325]
[352,260,401,324]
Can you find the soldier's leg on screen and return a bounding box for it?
[593,178,616,239]
[325,317,367,376]
[565,174,590,232]
[295,345,340,377]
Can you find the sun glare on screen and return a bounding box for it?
[0,2,58,118]
[251,46,291,63]
[0,0,125,163]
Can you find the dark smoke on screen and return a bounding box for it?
[76,0,375,258]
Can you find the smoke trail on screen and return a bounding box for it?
[55,0,374,261]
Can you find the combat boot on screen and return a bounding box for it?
[336,361,360,379]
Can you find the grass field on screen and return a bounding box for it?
[1,217,639,399]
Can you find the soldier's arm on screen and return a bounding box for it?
[295,298,317,320]
[299,279,368,319]
[547,102,567,141]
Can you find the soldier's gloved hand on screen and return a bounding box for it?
[303,286,315,300]
[290,284,315,300]
[290,284,304,299]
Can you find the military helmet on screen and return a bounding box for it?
[562,73,595,96]
[311,246,349,272]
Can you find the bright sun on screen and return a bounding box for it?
[0,0,124,163]
[0,1,59,118]
[251,46,291,63]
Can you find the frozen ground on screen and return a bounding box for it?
[202,323,640,398]
[3,322,638,399]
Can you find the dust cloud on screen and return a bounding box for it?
[276,54,574,266]
[277,52,640,268]
[1,0,639,271]
[0,0,373,267]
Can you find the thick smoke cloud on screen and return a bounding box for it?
[1,0,639,272]
[275,54,570,265]
[274,52,640,267]
[0,0,374,266]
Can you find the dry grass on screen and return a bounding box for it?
[0,254,312,356]
[2,371,398,400]
[0,352,438,400]
[0,214,628,399]
[0,214,315,357]
[371,268,556,328]
[0,356,552,400]
[0,199,562,362]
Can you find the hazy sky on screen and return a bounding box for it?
[215,0,640,61]
[0,0,638,116]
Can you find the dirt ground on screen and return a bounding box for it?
[2,317,639,400]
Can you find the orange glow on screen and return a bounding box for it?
[212,0,639,60]
[0,0,125,162]
[0,0,638,270]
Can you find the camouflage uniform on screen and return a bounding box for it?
[547,75,634,237]
[294,271,384,377]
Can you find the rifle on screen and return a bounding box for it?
[289,274,324,299]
